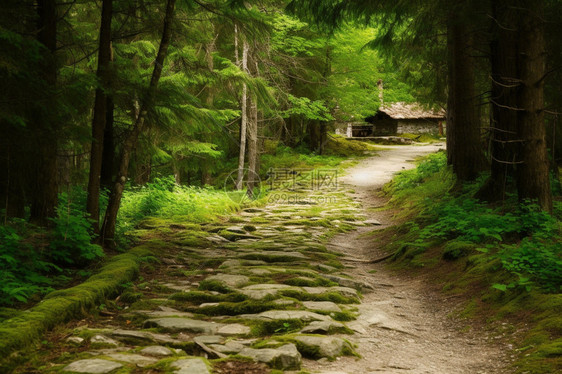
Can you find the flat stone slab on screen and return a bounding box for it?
[226,226,247,234]
[293,335,353,359]
[302,286,359,299]
[240,310,331,322]
[237,251,308,263]
[248,268,271,275]
[171,358,210,374]
[63,359,122,374]
[300,320,347,334]
[90,335,120,347]
[106,353,157,367]
[199,302,220,308]
[162,282,192,292]
[216,323,251,336]
[302,301,342,313]
[127,310,194,318]
[144,318,223,334]
[209,341,246,354]
[206,234,231,244]
[349,308,413,335]
[66,336,85,345]
[240,283,301,300]
[239,343,301,370]
[110,329,181,344]
[140,345,174,356]
[194,335,224,345]
[274,299,296,306]
[324,275,374,292]
[205,273,250,288]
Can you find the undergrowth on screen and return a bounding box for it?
[0,190,104,306]
[382,151,562,373]
[116,176,241,247]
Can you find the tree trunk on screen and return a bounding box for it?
[247,55,259,196]
[100,94,115,189]
[247,94,258,195]
[446,27,455,166]
[87,0,113,233]
[29,0,58,225]
[476,0,518,201]
[515,0,552,211]
[308,121,326,154]
[236,37,249,190]
[446,15,484,181]
[201,35,216,186]
[101,0,176,248]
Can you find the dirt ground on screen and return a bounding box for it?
[302,144,515,374]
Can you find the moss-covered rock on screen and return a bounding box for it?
[0,246,152,365]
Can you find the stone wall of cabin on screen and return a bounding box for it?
[397,119,440,134]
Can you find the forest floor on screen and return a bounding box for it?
[10,143,514,374]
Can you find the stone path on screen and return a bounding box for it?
[26,144,511,374]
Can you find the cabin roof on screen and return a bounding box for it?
[378,102,445,120]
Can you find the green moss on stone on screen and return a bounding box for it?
[194,300,286,316]
[169,291,247,304]
[0,246,152,365]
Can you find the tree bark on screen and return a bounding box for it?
[247,55,259,196]
[29,0,58,225]
[446,14,484,181]
[247,94,258,195]
[476,0,518,201]
[101,0,176,248]
[446,25,455,166]
[515,0,552,211]
[201,35,216,186]
[236,37,249,190]
[87,0,113,233]
[100,94,115,189]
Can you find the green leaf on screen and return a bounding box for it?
[492,284,507,292]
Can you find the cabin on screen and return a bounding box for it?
[365,102,446,136]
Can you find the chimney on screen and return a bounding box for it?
[377,79,383,106]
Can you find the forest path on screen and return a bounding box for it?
[302,143,512,374]
[34,143,512,374]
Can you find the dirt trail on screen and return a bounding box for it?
[304,144,512,374]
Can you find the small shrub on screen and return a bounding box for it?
[0,224,55,305]
[498,239,562,292]
[49,191,104,265]
[419,198,517,243]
